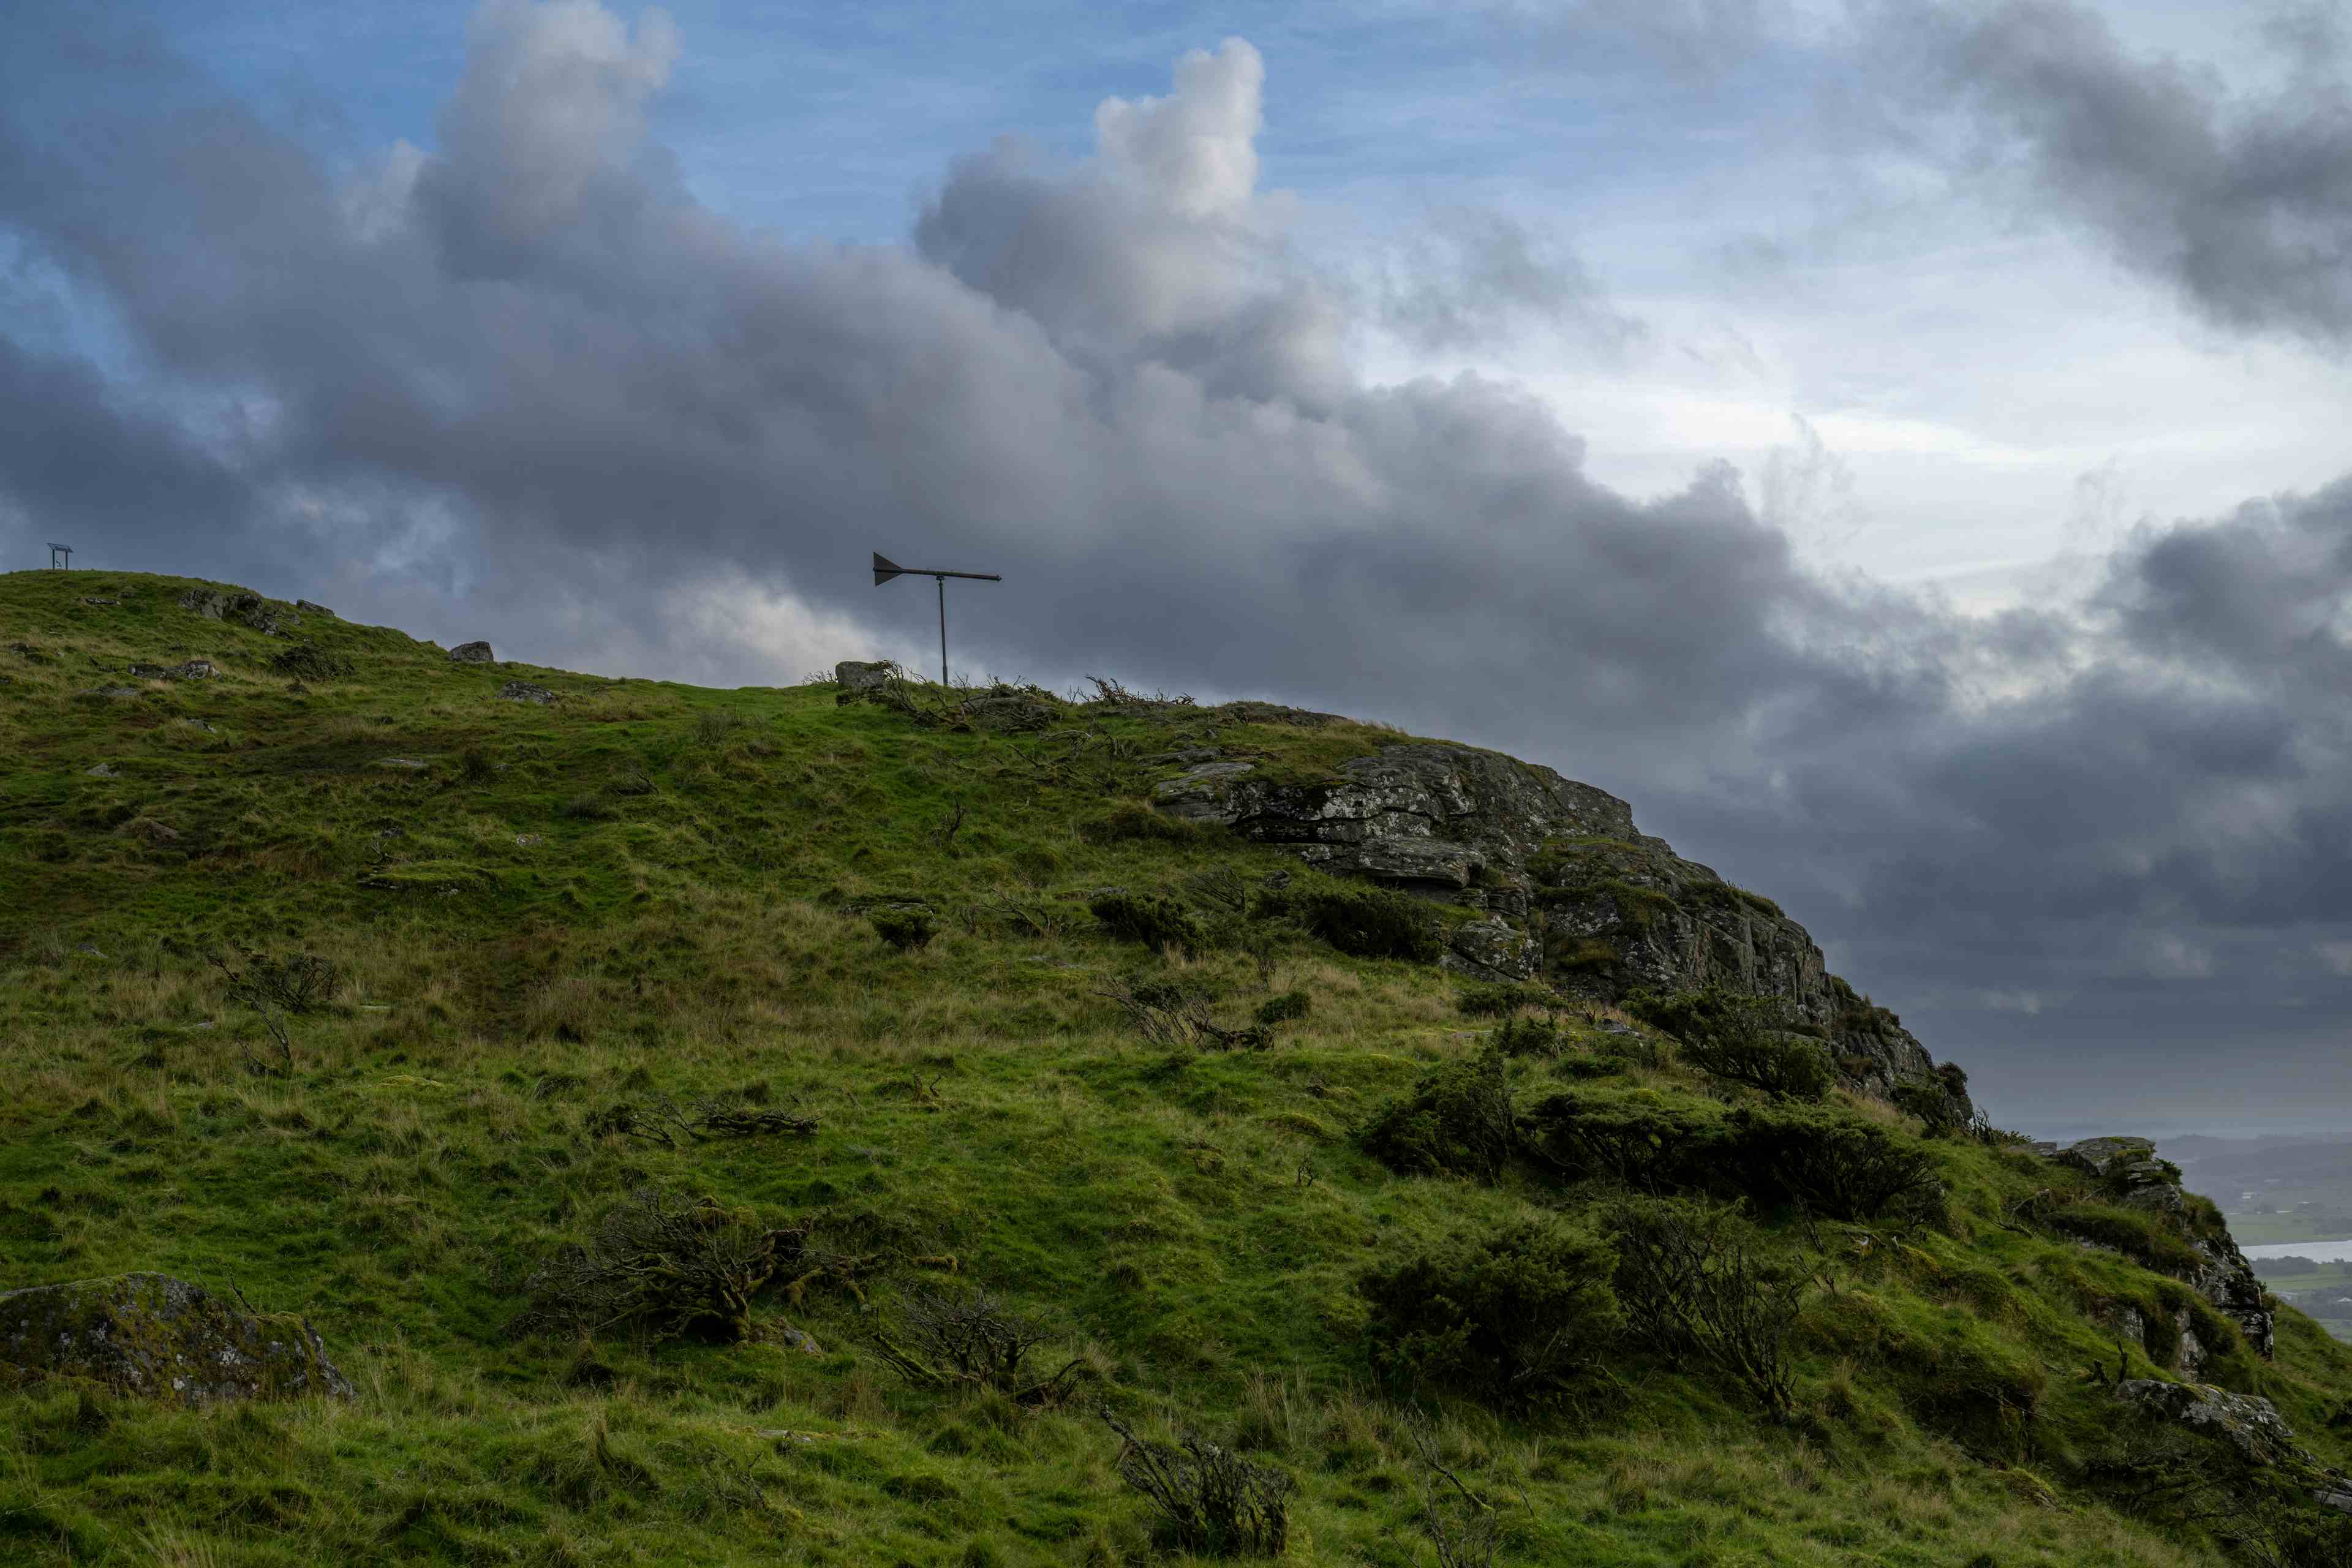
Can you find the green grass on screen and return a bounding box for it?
[2,570,2348,1566]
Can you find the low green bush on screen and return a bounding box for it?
[1260,882,1440,963]
[1359,1045,1518,1183]
[1358,1213,1621,1407]
[1081,804,1216,846]
[1722,1105,1942,1221]
[872,908,939,952]
[1089,891,1203,952]
[1457,982,1548,1018]
[1521,1089,1722,1188]
[1253,990,1311,1026]
[1493,1016,1561,1057]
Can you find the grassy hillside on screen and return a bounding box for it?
[5,568,2351,1567]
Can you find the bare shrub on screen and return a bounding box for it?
[1099,1410,1291,1557]
[868,1287,1084,1404]
[1097,979,1269,1051]
[208,947,339,1077]
[1605,1197,1804,1417]
[1626,987,1830,1099]
[213,948,341,1015]
[513,1186,805,1344]
[1404,1412,1499,1568]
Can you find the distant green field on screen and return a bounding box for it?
[2222,1212,2352,1246]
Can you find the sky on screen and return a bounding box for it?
[4,0,2351,1136]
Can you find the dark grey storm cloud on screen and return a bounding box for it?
[4,0,2352,1125]
[1898,0,2352,345]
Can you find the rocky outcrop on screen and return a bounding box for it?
[178,588,290,635]
[128,660,214,680]
[2116,1379,2299,1465]
[498,680,557,704]
[0,1273,352,1405]
[448,641,496,664]
[1152,741,1959,1105]
[2039,1136,2275,1360]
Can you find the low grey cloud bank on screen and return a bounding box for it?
[3,0,2350,1126]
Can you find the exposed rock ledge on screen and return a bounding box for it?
[2038,1136,2275,1362]
[0,1273,353,1405]
[1153,741,1962,1107]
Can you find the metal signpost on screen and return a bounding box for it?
[872,552,1000,687]
[48,543,72,569]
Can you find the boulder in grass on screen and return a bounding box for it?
[449,641,496,664]
[834,660,897,692]
[497,680,557,704]
[0,1273,353,1406]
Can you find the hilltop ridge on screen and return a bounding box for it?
[5,568,2352,1567]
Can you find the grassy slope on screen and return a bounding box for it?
[4,569,2350,1567]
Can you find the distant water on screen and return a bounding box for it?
[2243,1238,2352,1262]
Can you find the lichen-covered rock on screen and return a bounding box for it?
[178,589,287,635]
[2116,1379,2298,1466]
[1444,916,1541,981]
[1151,741,1964,1108]
[0,1273,353,1405]
[295,600,334,617]
[497,680,557,704]
[834,660,897,692]
[448,641,496,664]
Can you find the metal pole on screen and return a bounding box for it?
[938,575,948,686]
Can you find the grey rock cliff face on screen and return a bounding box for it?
[1153,741,1959,1104]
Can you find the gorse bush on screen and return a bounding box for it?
[1089,891,1203,952]
[1359,1045,1518,1183]
[1457,982,1549,1018]
[871,908,938,951]
[1253,990,1311,1026]
[1259,881,1440,962]
[1605,1197,1804,1417]
[1082,804,1218,846]
[1724,1105,1942,1221]
[1359,1214,1621,1408]
[1520,1093,1939,1221]
[1522,1090,1723,1188]
[1628,987,1830,1098]
[1492,1016,1561,1057]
